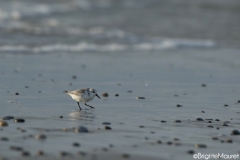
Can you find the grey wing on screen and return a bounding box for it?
[69,89,86,96]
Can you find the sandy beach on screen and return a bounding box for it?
[0,50,240,160]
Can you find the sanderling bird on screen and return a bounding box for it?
[64,88,100,110]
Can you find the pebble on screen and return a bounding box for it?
[238,100,240,103]
[136,97,145,99]
[207,125,214,128]
[115,94,119,97]
[195,144,207,148]
[21,151,31,157]
[14,119,25,123]
[187,150,195,154]
[212,137,218,140]
[161,120,167,123]
[201,84,206,87]
[76,126,89,133]
[215,119,220,121]
[222,122,228,126]
[72,142,80,147]
[0,121,8,127]
[102,93,109,97]
[201,110,205,113]
[122,154,130,158]
[224,104,228,107]
[72,75,77,79]
[176,104,182,107]
[78,151,87,157]
[2,116,14,120]
[35,134,47,140]
[105,126,112,130]
[15,92,19,95]
[139,125,145,128]
[59,116,63,118]
[0,137,9,141]
[60,151,70,157]
[157,140,162,144]
[25,86,29,88]
[127,90,132,93]
[196,118,204,121]
[166,141,173,145]
[37,150,44,156]
[208,121,212,123]
[173,120,181,123]
[102,122,111,125]
[225,139,233,143]
[231,130,240,135]
[109,144,114,148]
[10,146,23,151]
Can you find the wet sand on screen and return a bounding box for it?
[0,49,240,160]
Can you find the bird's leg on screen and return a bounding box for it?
[77,102,82,110]
[85,102,95,109]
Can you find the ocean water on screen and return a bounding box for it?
[1,0,240,53]
[0,0,240,160]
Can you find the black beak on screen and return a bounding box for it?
[96,94,100,99]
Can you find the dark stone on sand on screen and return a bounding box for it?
[0,137,9,141]
[136,97,145,99]
[76,126,89,133]
[2,116,14,120]
[78,151,87,157]
[14,119,25,123]
[109,144,114,148]
[208,121,212,123]
[139,125,145,128]
[145,137,149,140]
[21,151,31,157]
[37,150,44,156]
[102,93,109,97]
[176,104,182,107]
[201,84,206,87]
[224,104,228,107]
[222,122,228,126]
[72,75,77,79]
[238,100,240,103]
[187,150,195,154]
[166,141,173,145]
[196,118,204,121]
[231,130,240,135]
[161,120,167,123]
[105,126,112,130]
[157,140,162,144]
[122,154,130,158]
[215,119,220,121]
[127,90,132,93]
[115,94,119,97]
[35,134,47,140]
[102,122,111,125]
[15,92,19,95]
[195,144,207,148]
[0,121,8,127]
[25,86,29,88]
[216,127,219,130]
[173,120,181,123]
[72,142,80,147]
[212,137,218,140]
[205,119,213,120]
[10,146,23,151]
[207,125,214,128]
[201,110,205,113]
[225,139,233,143]
[59,116,63,118]
[173,138,180,141]
[60,151,70,157]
